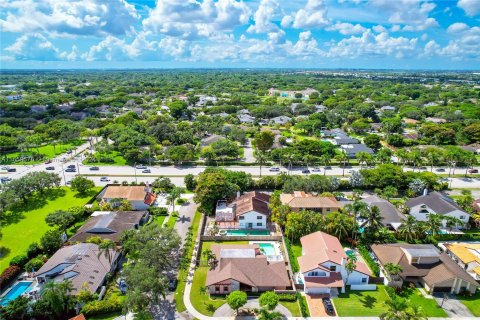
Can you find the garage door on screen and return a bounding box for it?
[307,287,330,294]
[433,287,451,293]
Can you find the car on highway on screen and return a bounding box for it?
[142,169,151,173]
[65,168,76,172]
[135,165,147,169]
[468,169,479,174]
[67,164,76,168]
[418,166,427,171]
[45,166,55,170]
[322,297,335,315]
[269,167,280,172]
[100,177,110,182]
[66,150,72,154]
[311,167,321,172]
[89,166,100,171]
[7,168,16,172]
[436,168,446,172]
[1,177,12,183]
[324,166,332,170]
[302,169,311,174]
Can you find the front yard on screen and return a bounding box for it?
[0,187,101,272]
[458,292,480,316]
[333,285,447,317]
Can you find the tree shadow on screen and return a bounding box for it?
[73,188,99,199]
[0,247,11,259]
[359,295,377,309]
[1,188,67,227]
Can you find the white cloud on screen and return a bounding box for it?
[247,0,281,34]
[447,22,469,33]
[142,0,250,40]
[283,0,330,29]
[457,0,480,16]
[372,25,387,33]
[5,33,61,60]
[422,40,440,57]
[0,0,139,37]
[441,25,480,60]
[82,35,139,61]
[326,22,366,35]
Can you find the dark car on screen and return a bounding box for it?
[324,166,332,170]
[302,169,310,174]
[67,164,76,169]
[46,166,55,170]
[142,169,151,173]
[7,168,16,172]
[1,177,12,183]
[436,168,446,172]
[322,297,335,315]
[468,169,479,174]
[65,168,76,172]
[44,160,52,164]
[168,278,177,291]
[89,166,100,171]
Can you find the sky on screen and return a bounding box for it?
[0,0,479,70]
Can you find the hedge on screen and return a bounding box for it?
[9,254,29,267]
[298,294,310,317]
[81,296,123,316]
[0,265,22,288]
[285,239,300,273]
[277,293,297,302]
[358,245,380,277]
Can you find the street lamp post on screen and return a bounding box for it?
[61,162,67,186]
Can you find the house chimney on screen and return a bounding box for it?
[423,188,428,196]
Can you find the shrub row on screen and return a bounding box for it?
[81,296,123,316]
[297,293,310,317]
[277,293,297,302]
[284,239,299,273]
[0,265,22,289]
[148,206,168,216]
[358,245,380,277]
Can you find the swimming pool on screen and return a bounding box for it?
[1,281,33,306]
[257,243,276,256]
[226,229,270,236]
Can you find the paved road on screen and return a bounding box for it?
[243,139,255,163]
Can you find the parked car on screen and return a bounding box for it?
[7,168,16,172]
[89,166,100,171]
[100,177,110,182]
[324,166,332,170]
[302,169,311,174]
[436,168,446,172]
[269,167,280,172]
[66,150,72,154]
[45,166,55,170]
[66,180,71,185]
[0,166,9,171]
[119,279,128,294]
[322,297,335,315]
[469,169,479,173]
[142,169,151,173]
[418,166,427,170]
[311,167,321,172]
[1,177,12,183]
[168,278,177,291]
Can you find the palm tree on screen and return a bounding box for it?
[380,294,409,320]
[325,212,350,241]
[167,186,182,212]
[303,154,314,171]
[407,304,427,320]
[397,216,419,243]
[42,280,76,318]
[200,286,208,304]
[426,213,442,237]
[361,205,384,234]
[320,154,331,176]
[345,256,357,285]
[344,200,367,240]
[395,149,409,170]
[335,152,348,176]
[356,151,368,168]
[256,151,268,177]
[97,239,117,264]
[443,216,463,233]
[384,262,403,281]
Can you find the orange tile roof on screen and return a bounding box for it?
[304,272,344,288]
[445,243,480,264]
[103,186,148,201]
[69,315,86,320]
[280,192,340,209]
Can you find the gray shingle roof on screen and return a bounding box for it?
[405,191,465,215]
[362,195,406,228]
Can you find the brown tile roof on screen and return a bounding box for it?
[35,243,118,294]
[206,244,290,288]
[304,272,344,288]
[233,191,271,217]
[371,243,478,288]
[69,211,147,243]
[280,191,340,210]
[103,186,149,201]
[69,315,86,320]
[144,193,157,205]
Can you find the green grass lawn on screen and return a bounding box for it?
[88,312,122,320]
[280,300,302,317]
[165,215,177,228]
[83,151,128,166]
[285,239,302,272]
[458,292,480,316]
[0,187,101,272]
[174,211,202,313]
[397,287,447,317]
[1,140,84,164]
[154,215,167,227]
[333,285,390,317]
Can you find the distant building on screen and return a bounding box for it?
[341,144,374,158]
[200,134,223,147]
[237,114,255,124]
[426,117,447,124]
[6,95,22,102]
[444,243,480,281]
[30,105,47,113]
[270,116,292,125]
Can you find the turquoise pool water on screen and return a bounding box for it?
[226,230,270,236]
[257,243,276,256]
[1,281,33,306]
[345,249,355,256]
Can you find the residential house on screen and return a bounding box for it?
[270,116,292,125]
[341,144,375,158]
[35,243,119,294]
[405,191,470,229]
[205,244,290,294]
[361,195,406,231]
[297,231,372,294]
[30,105,47,113]
[380,106,396,112]
[215,191,271,229]
[473,199,480,213]
[6,95,22,102]
[237,113,255,124]
[101,185,156,211]
[280,191,341,213]
[444,243,480,281]
[371,243,479,294]
[426,117,447,124]
[200,134,223,147]
[462,143,480,154]
[69,211,149,243]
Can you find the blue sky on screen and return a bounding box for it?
[0,0,479,69]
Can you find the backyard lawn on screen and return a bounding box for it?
[0,187,101,272]
[280,300,302,317]
[84,151,128,166]
[333,285,447,317]
[458,292,480,316]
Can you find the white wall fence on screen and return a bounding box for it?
[350,284,377,291]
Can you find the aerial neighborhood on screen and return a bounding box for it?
[1,70,480,320]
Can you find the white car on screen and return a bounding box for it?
[135,165,147,169]
[100,177,110,182]
[311,167,321,172]
[269,167,280,172]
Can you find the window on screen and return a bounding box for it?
[215,286,220,292]
[330,265,336,271]
[239,216,245,220]
[411,257,419,264]
[257,216,263,220]
[362,278,367,283]
[460,216,465,220]
[309,271,319,276]
[223,286,229,292]
[326,208,331,212]
[257,222,263,226]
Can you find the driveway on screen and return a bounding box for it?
[213,297,292,317]
[243,139,255,163]
[172,194,197,241]
[433,293,474,318]
[306,294,332,317]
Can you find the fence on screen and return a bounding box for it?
[350,284,377,291]
[200,235,283,241]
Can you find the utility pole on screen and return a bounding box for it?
[134,162,138,184]
[61,162,67,186]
